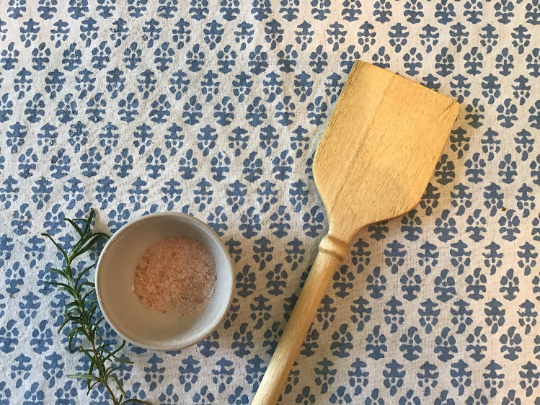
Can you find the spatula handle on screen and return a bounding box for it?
[252,234,349,405]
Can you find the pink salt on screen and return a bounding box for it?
[133,237,216,316]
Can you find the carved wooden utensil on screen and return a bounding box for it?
[252,61,460,405]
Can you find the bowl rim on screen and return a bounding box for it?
[96,211,234,351]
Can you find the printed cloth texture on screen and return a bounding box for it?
[0,1,539,404]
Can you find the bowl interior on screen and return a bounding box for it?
[97,213,233,350]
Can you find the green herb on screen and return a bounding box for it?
[42,209,148,405]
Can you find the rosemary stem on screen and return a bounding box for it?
[91,337,119,405]
[66,261,119,404]
[42,209,147,405]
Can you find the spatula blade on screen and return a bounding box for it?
[313,61,460,242]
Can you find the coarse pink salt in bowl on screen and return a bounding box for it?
[96,212,234,351]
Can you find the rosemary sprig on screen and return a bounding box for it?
[42,209,148,405]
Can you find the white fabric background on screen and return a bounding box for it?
[0,1,539,404]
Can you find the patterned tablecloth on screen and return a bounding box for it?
[1,1,540,404]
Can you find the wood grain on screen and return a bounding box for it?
[252,61,460,405]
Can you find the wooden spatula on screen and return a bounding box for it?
[252,61,460,405]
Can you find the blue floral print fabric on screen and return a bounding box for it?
[0,0,539,404]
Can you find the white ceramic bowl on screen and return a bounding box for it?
[96,212,233,350]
